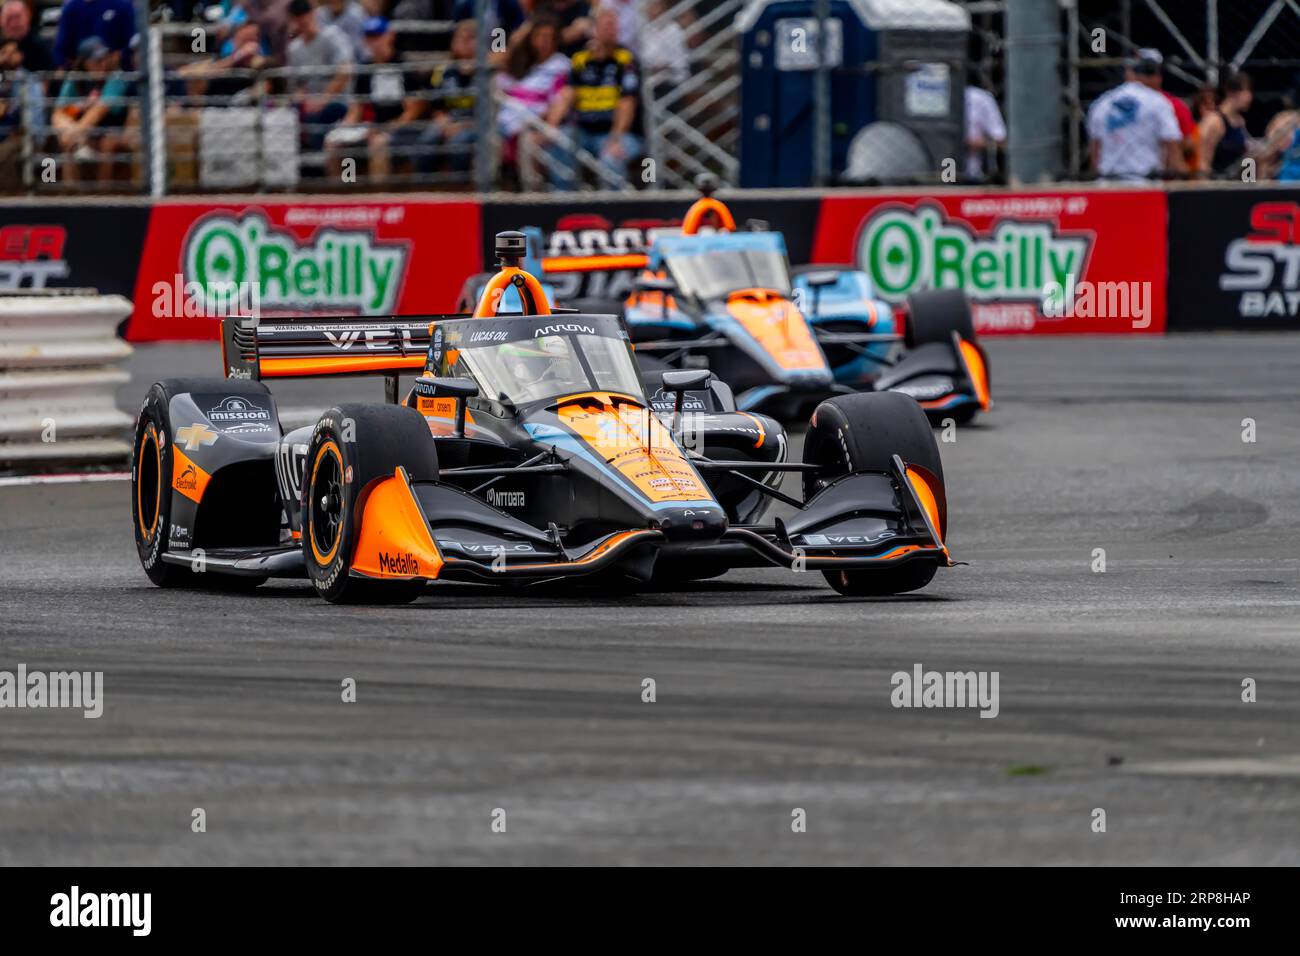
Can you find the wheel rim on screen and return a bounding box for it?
[136,423,161,538]
[308,440,345,566]
[807,426,851,496]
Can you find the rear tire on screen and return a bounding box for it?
[302,404,438,605]
[802,392,945,595]
[132,385,190,587]
[131,378,276,588]
[903,288,976,348]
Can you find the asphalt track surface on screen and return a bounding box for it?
[1,334,1298,865]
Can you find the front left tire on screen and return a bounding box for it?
[803,391,945,596]
[302,403,438,605]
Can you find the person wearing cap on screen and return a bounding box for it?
[327,16,431,182]
[1086,48,1182,182]
[51,34,134,183]
[286,0,354,151]
[1129,48,1197,176]
[53,0,136,70]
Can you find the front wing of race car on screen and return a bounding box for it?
[158,451,949,586]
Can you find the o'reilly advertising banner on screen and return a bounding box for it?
[1168,188,1300,331]
[813,190,1168,334]
[127,199,482,341]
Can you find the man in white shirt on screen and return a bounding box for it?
[1086,50,1181,181]
[964,84,1005,180]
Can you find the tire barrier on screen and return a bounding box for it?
[0,291,134,469]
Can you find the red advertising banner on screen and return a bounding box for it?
[126,198,482,341]
[813,190,1168,334]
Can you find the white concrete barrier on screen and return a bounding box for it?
[0,294,135,468]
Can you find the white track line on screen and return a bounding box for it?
[0,471,131,487]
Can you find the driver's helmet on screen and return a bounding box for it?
[501,335,575,395]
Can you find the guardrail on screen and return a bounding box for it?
[0,291,134,469]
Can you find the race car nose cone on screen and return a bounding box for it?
[651,506,727,542]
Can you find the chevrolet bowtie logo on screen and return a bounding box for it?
[176,423,218,451]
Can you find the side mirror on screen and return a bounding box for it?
[802,270,841,289]
[414,376,479,437]
[661,369,711,393]
[658,369,711,431]
[415,377,479,400]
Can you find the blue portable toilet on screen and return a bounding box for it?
[737,0,971,187]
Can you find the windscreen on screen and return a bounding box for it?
[660,235,792,301]
[445,331,643,406]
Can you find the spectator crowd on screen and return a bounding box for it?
[1087,47,1300,183]
[3,3,1300,192]
[0,0,698,189]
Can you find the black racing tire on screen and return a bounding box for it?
[802,392,945,596]
[903,288,976,348]
[301,404,438,605]
[131,378,274,588]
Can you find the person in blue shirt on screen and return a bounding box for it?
[52,35,134,183]
[53,0,136,69]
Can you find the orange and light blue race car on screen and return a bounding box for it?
[129,232,955,603]
[543,179,991,424]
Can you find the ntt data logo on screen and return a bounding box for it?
[855,203,1093,304]
[183,211,409,314]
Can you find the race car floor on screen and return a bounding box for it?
[1,334,1298,865]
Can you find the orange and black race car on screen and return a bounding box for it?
[130,233,954,603]
[542,179,991,423]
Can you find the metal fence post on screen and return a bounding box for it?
[1006,0,1062,184]
[473,0,493,193]
[147,24,166,196]
[813,0,831,187]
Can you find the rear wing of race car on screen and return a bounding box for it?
[540,251,650,275]
[221,303,593,384]
[220,314,445,382]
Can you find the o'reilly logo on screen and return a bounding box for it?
[50,886,150,936]
[856,203,1091,305]
[378,551,419,575]
[184,211,408,314]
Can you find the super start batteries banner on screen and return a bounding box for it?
[1167,188,1300,331]
[812,189,1169,335]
